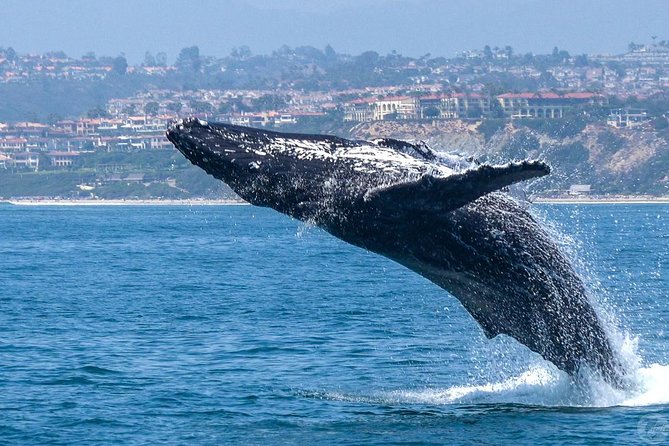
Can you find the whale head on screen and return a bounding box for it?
[167,118,377,220]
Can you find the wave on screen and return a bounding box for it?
[309,360,669,409]
[392,362,669,408]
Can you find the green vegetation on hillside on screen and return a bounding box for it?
[0,171,96,198]
[516,117,589,139]
[1,149,237,199]
[2,115,668,199]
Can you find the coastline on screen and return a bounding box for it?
[532,196,669,204]
[2,195,668,206]
[1,198,249,206]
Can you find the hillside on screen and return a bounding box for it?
[349,119,669,196]
[0,150,237,200]
[2,118,667,199]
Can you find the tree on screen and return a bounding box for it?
[653,117,669,131]
[274,45,293,58]
[522,52,535,64]
[574,54,589,67]
[355,51,379,68]
[144,51,156,66]
[144,101,160,116]
[504,45,514,59]
[218,99,248,114]
[38,153,52,172]
[112,56,128,75]
[252,94,287,111]
[465,104,483,119]
[423,106,441,118]
[230,45,252,60]
[238,45,252,59]
[46,113,62,125]
[155,52,167,66]
[87,105,109,118]
[189,100,214,115]
[324,44,337,63]
[122,104,137,115]
[483,45,493,60]
[558,50,570,62]
[46,50,68,60]
[539,71,558,88]
[166,102,182,113]
[549,47,570,64]
[294,45,324,62]
[607,61,626,78]
[176,46,201,72]
[5,47,16,62]
[489,98,506,118]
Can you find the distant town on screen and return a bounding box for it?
[0,41,668,198]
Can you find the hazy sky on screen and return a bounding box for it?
[1,0,668,63]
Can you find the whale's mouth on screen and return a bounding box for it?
[166,118,260,172]
[166,118,216,165]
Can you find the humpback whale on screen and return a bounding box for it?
[167,118,625,385]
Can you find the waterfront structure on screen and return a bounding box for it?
[371,96,417,120]
[345,93,491,122]
[343,98,375,122]
[607,108,650,128]
[496,92,606,119]
[569,184,592,195]
[48,151,80,167]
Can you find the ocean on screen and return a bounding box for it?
[1,203,667,445]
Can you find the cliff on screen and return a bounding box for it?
[349,119,669,195]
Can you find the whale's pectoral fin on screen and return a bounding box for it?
[364,160,550,212]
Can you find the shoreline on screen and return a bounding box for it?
[1,199,249,206]
[2,196,668,206]
[532,196,669,204]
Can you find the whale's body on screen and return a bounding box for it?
[167,118,625,385]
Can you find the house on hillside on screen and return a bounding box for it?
[47,151,80,168]
[343,98,375,122]
[7,152,39,170]
[496,92,606,119]
[344,93,492,122]
[372,96,417,121]
[569,184,591,195]
[0,137,28,151]
[607,108,650,128]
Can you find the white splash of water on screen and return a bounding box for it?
[389,359,669,408]
[317,358,669,408]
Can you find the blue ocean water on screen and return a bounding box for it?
[0,203,667,445]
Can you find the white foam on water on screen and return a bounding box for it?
[381,328,669,408]
[388,362,669,408]
[315,330,669,409]
[619,363,669,406]
[317,361,669,409]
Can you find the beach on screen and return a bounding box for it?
[532,195,669,204]
[1,198,249,206]
[3,196,669,206]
